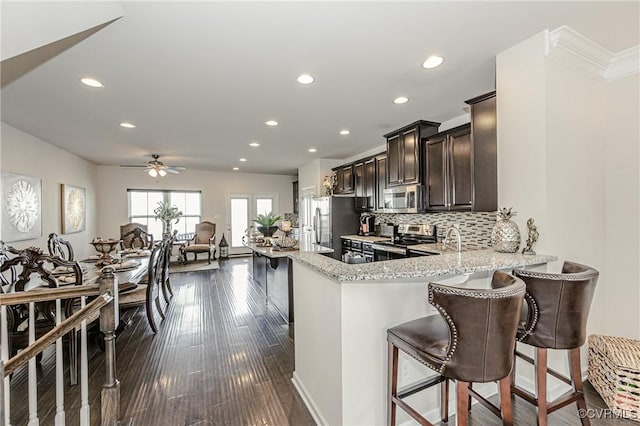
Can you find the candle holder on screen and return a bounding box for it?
[90,238,121,266]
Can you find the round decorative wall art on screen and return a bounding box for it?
[67,187,85,229]
[6,179,39,233]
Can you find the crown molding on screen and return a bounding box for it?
[547,26,639,82]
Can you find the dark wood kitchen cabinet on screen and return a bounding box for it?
[252,252,267,297]
[375,155,387,211]
[385,120,440,187]
[354,158,377,211]
[292,180,299,214]
[423,91,497,212]
[266,257,294,322]
[334,164,354,194]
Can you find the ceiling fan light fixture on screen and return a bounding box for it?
[158,169,167,177]
[148,168,158,177]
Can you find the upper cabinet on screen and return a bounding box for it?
[385,120,440,187]
[354,158,377,211]
[292,181,299,214]
[375,155,387,211]
[334,164,354,194]
[423,91,497,212]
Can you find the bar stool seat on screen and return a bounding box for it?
[387,271,526,426]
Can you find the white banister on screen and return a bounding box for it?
[27,302,38,426]
[54,299,65,426]
[79,296,89,425]
[1,305,10,426]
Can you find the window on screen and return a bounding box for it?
[128,190,201,239]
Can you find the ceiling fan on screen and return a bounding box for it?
[120,154,186,177]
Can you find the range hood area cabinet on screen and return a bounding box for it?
[423,91,497,212]
[385,120,440,187]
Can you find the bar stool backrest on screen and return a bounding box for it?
[513,261,599,350]
[430,271,526,383]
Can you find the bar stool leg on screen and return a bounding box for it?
[456,381,469,426]
[535,348,548,426]
[499,377,513,426]
[388,343,399,426]
[440,378,449,423]
[569,348,590,426]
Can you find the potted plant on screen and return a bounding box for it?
[154,201,183,236]
[253,211,281,237]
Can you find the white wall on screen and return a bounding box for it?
[96,166,295,241]
[0,122,98,259]
[297,158,342,196]
[497,31,640,339]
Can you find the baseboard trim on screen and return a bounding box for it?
[292,372,329,426]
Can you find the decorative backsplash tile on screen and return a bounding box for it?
[284,212,299,227]
[373,212,496,247]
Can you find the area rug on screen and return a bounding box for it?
[169,259,220,274]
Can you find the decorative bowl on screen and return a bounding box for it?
[273,235,297,249]
[257,226,278,237]
[90,238,121,266]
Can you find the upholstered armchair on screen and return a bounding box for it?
[180,221,216,264]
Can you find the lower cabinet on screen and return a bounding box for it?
[252,252,267,296]
[252,252,293,323]
[266,257,293,323]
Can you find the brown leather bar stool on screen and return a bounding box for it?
[511,261,599,426]
[387,271,526,426]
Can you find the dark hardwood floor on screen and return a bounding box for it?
[7,257,632,425]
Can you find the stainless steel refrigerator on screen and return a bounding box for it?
[312,196,360,260]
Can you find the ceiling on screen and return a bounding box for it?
[1,2,638,175]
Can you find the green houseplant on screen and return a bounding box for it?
[253,211,281,237]
[154,201,183,236]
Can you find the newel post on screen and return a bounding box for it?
[99,267,120,426]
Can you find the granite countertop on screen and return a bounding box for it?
[409,242,485,254]
[341,235,392,243]
[244,240,334,259]
[291,249,557,283]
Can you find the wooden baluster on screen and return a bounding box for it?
[54,299,65,425]
[1,305,10,425]
[27,302,38,426]
[99,268,120,426]
[79,295,89,425]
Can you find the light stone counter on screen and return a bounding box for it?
[292,248,556,283]
[243,240,333,259]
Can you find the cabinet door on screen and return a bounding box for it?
[354,162,365,197]
[335,168,344,194]
[292,181,299,214]
[376,156,387,211]
[364,158,376,209]
[252,253,267,297]
[342,165,354,193]
[387,135,401,186]
[448,128,472,209]
[401,128,419,184]
[425,137,448,210]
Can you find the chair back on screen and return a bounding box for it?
[194,221,216,244]
[513,261,599,349]
[1,246,83,292]
[430,271,526,383]
[120,223,153,249]
[47,233,74,261]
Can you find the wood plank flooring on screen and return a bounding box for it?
[7,257,633,425]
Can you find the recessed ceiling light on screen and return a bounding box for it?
[393,96,409,104]
[239,158,247,162]
[297,74,315,85]
[233,167,239,171]
[308,148,317,153]
[340,130,350,135]
[120,122,136,128]
[422,55,444,69]
[265,120,278,126]
[249,142,260,147]
[80,77,103,88]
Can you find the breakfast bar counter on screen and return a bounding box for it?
[290,249,557,426]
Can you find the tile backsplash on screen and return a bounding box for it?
[284,212,299,227]
[373,212,496,247]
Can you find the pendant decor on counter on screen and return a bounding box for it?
[522,218,539,255]
[491,207,521,253]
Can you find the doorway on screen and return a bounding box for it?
[226,193,279,254]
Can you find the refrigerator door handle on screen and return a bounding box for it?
[314,208,321,244]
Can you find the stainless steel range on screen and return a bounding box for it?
[371,224,437,261]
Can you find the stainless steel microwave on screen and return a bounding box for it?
[383,185,423,213]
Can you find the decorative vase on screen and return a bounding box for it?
[162,220,172,237]
[257,226,278,237]
[491,207,521,253]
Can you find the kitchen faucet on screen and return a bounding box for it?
[444,226,462,252]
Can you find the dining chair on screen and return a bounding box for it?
[47,232,74,261]
[0,243,83,385]
[120,223,154,250]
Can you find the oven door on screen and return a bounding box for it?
[372,245,407,261]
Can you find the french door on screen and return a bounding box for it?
[226,193,279,254]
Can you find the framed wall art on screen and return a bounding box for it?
[1,172,42,242]
[61,183,86,234]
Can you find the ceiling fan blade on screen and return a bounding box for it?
[119,164,148,168]
[165,167,184,174]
